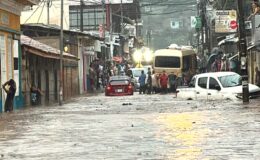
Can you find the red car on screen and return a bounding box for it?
[105,76,134,96]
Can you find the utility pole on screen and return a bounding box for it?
[120,0,123,34]
[59,0,64,106]
[197,1,200,54]
[80,0,84,32]
[201,0,205,56]
[203,0,209,54]
[120,0,123,57]
[109,2,113,59]
[102,0,105,38]
[47,0,50,25]
[237,0,249,103]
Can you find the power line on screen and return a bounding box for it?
[37,0,46,23]
[24,0,44,23]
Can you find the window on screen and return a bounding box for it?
[209,77,220,90]
[14,58,18,70]
[198,77,207,89]
[110,80,129,85]
[69,7,106,31]
[189,76,196,88]
[155,56,180,68]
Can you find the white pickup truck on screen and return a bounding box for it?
[177,72,260,100]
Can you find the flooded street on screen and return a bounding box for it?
[0,94,260,160]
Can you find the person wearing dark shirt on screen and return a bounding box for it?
[2,79,16,112]
[138,70,146,94]
[146,68,152,94]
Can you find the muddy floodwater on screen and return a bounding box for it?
[0,93,260,160]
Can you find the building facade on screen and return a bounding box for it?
[21,24,103,95]
[21,35,78,106]
[69,0,141,60]
[0,0,39,112]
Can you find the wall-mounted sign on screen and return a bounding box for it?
[0,12,9,26]
[83,46,95,56]
[191,16,202,29]
[215,10,237,33]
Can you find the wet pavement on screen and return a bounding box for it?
[0,93,260,160]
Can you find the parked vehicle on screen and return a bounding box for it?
[105,76,134,96]
[153,47,197,85]
[177,72,260,100]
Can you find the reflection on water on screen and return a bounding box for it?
[156,112,209,160]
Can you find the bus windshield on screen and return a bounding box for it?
[154,56,180,68]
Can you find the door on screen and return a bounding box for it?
[195,76,209,100]
[54,70,58,101]
[45,70,49,104]
[208,77,223,100]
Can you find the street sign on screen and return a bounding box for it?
[190,16,202,29]
[195,17,202,29]
[230,20,237,29]
[215,10,237,33]
[191,16,196,28]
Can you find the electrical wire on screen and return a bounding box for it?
[37,0,46,23]
[24,0,44,24]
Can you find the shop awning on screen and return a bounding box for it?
[21,35,78,61]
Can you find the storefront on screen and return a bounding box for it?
[0,9,22,112]
[0,0,39,112]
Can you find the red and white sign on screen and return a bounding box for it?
[230,20,237,30]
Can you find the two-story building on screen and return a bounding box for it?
[0,0,39,112]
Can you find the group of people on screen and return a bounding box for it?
[138,68,178,95]
[89,58,133,92]
[211,55,231,72]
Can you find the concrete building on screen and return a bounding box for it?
[21,35,78,106]
[21,23,103,95]
[0,0,40,112]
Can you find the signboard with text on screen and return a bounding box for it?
[215,10,237,33]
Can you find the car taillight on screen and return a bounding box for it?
[106,85,112,90]
[128,84,132,89]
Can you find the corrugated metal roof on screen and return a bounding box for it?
[22,23,103,40]
[21,35,78,60]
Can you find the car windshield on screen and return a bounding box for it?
[218,74,242,88]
